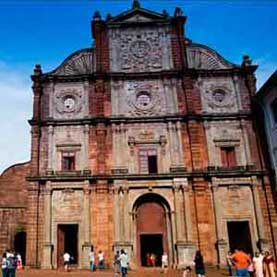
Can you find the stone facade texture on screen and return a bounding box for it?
[0,1,276,270]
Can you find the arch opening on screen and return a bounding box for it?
[133,193,172,267]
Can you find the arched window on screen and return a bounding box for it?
[270,98,277,123]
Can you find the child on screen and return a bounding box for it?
[183,266,192,277]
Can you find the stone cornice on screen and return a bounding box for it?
[26,168,267,182]
[28,112,252,126]
[38,67,248,83]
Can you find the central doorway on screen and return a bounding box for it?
[134,193,171,267]
[140,234,163,266]
[57,224,78,267]
[227,221,253,254]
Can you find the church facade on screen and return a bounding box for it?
[0,1,277,269]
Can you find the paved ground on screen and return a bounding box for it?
[16,268,230,276]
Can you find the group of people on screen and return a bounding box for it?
[1,250,23,277]
[88,248,129,277]
[226,248,276,277]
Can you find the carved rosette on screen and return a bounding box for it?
[125,81,163,116]
[54,88,83,119]
[201,82,236,113]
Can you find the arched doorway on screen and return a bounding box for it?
[133,193,172,267]
[14,231,26,265]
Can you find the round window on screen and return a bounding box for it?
[212,89,226,103]
[136,92,151,108]
[63,96,76,111]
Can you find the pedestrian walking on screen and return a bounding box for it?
[194,250,205,277]
[226,251,234,276]
[253,251,264,277]
[248,253,254,277]
[98,250,105,270]
[114,250,121,275]
[89,248,95,271]
[231,248,251,277]
[1,252,8,277]
[263,251,276,277]
[119,249,128,277]
[63,252,70,272]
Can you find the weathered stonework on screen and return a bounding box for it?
[0,1,276,271]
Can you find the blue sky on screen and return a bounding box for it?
[0,0,276,173]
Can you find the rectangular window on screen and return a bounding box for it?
[221,147,236,168]
[139,149,158,174]
[62,152,75,171]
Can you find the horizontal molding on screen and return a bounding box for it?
[28,112,252,126]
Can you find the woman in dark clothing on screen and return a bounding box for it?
[194,250,205,277]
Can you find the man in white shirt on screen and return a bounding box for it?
[119,249,128,277]
[63,252,70,272]
[89,248,95,271]
[98,250,105,270]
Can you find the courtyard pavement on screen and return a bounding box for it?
[16,268,230,276]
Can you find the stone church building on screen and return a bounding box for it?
[0,0,276,269]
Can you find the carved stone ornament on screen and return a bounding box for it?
[186,44,236,70]
[126,81,163,116]
[203,83,235,111]
[117,30,163,72]
[54,89,83,118]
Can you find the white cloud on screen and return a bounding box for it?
[0,62,32,174]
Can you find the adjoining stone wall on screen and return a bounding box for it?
[0,162,30,257]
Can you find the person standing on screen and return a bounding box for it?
[89,248,95,271]
[114,250,121,275]
[263,251,276,277]
[98,250,105,270]
[253,252,264,277]
[248,253,254,277]
[146,253,151,267]
[231,248,251,277]
[194,250,205,277]
[226,251,234,276]
[63,252,70,272]
[6,252,17,277]
[161,252,168,273]
[1,253,8,277]
[150,253,156,267]
[119,249,128,277]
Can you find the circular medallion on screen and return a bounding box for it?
[212,89,226,103]
[63,96,76,112]
[136,92,152,108]
[130,40,151,58]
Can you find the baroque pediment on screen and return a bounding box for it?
[107,8,167,24]
[45,48,95,76]
[186,43,239,70]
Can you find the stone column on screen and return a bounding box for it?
[82,183,91,269]
[42,182,53,269]
[47,126,54,174]
[176,121,184,165]
[83,125,90,171]
[168,122,177,167]
[251,177,268,250]
[173,178,196,268]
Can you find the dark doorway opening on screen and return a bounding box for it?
[57,224,78,267]
[227,221,253,254]
[14,231,26,265]
[140,234,163,267]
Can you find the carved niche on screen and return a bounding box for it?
[53,88,84,119]
[109,27,172,72]
[125,80,165,116]
[200,80,237,113]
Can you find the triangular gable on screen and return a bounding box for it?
[107,7,168,24]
